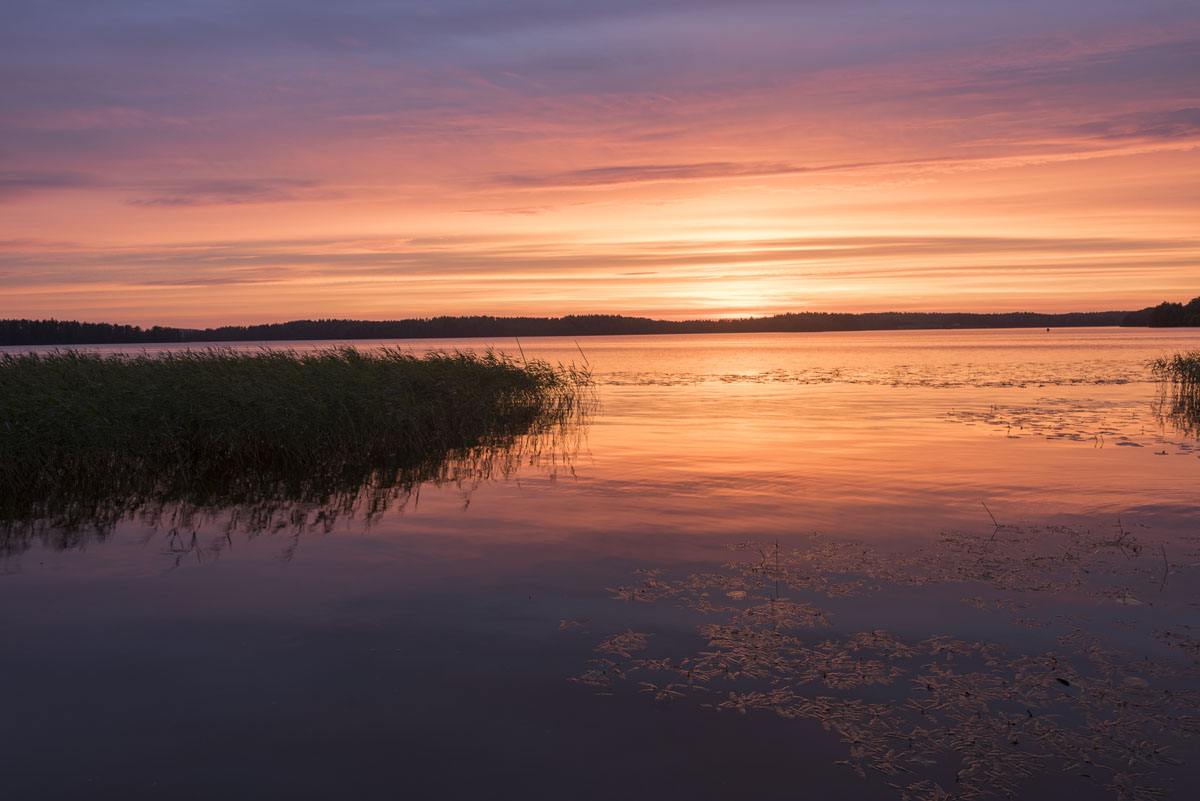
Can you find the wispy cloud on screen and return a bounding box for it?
[3,232,1194,286]
[0,172,326,206]
[486,160,937,188]
[1075,107,1200,140]
[127,178,326,207]
[0,170,98,199]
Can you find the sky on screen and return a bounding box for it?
[1,0,1198,325]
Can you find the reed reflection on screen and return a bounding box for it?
[1153,353,1200,439]
[2,420,588,564]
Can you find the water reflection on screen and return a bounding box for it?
[3,330,1198,801]
[1155,381,1200,439]
[1,413,589,563]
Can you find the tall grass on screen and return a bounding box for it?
[1150,351,1200,392]
[0,347,592,540]
[1150,351,1200,437]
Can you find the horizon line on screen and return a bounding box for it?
[3,304,1176,331]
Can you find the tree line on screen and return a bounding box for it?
[1118,297,1200,328]
[1,299,1195,346]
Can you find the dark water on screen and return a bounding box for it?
[3,328,1199,800]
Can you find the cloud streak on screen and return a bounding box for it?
[0,170,99,199]
[485,159,950,188]
[3,232,1194,286]
[126,178,326,207]
[0,172,326,206]
[1076,108,1200,140]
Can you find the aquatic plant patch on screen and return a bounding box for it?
[0,347,592,538]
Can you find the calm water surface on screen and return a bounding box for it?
[3,328,1199,800]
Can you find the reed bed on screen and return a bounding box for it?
[1150,351,1200,436]
[1150,351,1200,393]
[0,347,592,533]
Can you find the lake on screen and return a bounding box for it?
[3,327,1199,800]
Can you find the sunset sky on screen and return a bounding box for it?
[2,1,1198,325]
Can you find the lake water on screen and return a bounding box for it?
[3,328,1199,800]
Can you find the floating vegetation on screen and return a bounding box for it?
[945,393,1198,452]
[573,524,1200,801]
[604,520,1195,609]
[1151,353,1200,437]
[945,398,1182,448]
[0,347,593,554]
[603,360,1143,389]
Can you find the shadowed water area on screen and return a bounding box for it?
[2,328,1199,800]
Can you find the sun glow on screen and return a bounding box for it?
[2,4,1198,324]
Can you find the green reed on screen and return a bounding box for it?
[1150,351,1200,391]
[0,347,592,537]
[1150,351,1200,437]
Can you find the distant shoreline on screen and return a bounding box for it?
[3,300,1198,346]
[6,324,1200,351]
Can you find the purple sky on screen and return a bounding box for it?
[2,1,1198,323]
